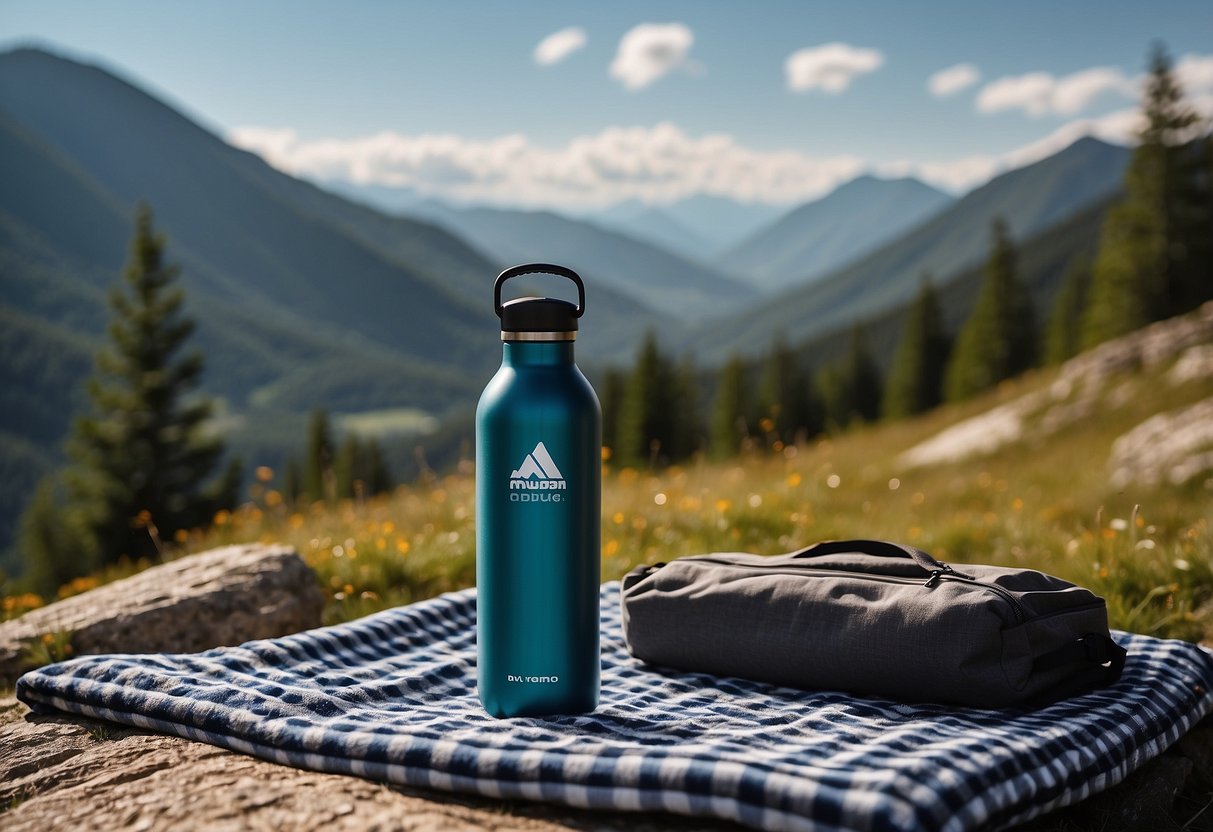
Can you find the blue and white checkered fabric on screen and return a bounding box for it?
[17,583,1213,831]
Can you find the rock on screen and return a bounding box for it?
[0,697,729,832]
[900,301,1213,470]
[898,389,1046,468]
[1170,344,1213,386]
[1108,397,1213,489]
[1058,301,1213,386]
[0,544,325,684]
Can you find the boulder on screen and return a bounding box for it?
[0,544,325,684]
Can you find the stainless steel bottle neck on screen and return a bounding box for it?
[500,331,577,342]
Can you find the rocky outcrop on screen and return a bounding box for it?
[1108,397,1213,489]
[900,301,1213,470]
[0,544,325,684]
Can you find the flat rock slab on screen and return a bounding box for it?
[0,544,325,684]
[2,696,1212,831]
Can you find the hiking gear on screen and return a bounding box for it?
[621,539,1127,707]
[476,263,601,717]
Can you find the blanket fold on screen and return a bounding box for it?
[17,583,1213,832]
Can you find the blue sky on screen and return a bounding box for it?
[3,1,1211,207]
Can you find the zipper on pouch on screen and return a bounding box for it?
[650,556,1029,625]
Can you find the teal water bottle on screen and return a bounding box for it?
[476,263,601,718]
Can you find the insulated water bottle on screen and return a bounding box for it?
[476,263,601,718]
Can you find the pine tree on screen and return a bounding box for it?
[667,355,703,461]
[945,218,1036,401]
[617,332,674,466]
[599,368,627,462]
[27,204,235,585]
[1082,44,1212,347]
[711,355,751,459]
[303,409,334,502]
[816,365,850,433]
[283,457,302,507]
[1044,257,1093,365]
[884,278,951,419]
[334,434,362,500]
[843,324,883,423]
[759,336,812,444]
[20,478,71,595]
[363,438,393,496]
[332,434,393,500]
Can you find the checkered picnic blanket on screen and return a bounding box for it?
[17,583,1213,831]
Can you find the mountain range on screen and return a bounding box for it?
[687,136,1131,362]
[720,176,954,293]
[401,201,755,319]
[586,201,710,262]
[0,45,1134,570]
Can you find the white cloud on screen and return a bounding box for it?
[228,126,300,164]
[533,27,586,66]
[609,23,694,90]
[785,43,884,93]
[229,65,1213,212]
[1177,53,1213,93]
[927,63,981,98]
[228,121,864,208]
[1052,68,1139,115]
[976,66,1137,117]
[884,106,1147,193]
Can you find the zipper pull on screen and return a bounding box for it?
[924,569,944,587]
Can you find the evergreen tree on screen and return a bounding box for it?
[945,218,1036,401]
[617,332,674,466]
[667,355,703,460]
[884,278,951,419]
[283,457,302,507]
[20,478,71,595]
[334,434,362,500]
[1044,257,1093,365]
[799,371,826,442]
[303,409,334,502]
[26,204,236,586]
[333,434,393,499]
[1082,44,1212,347]
[363,438,393,496]
[816,365,850,433]
[759,336,812,444]
[599,368,627,461]
[843,324,883,423]
[711,354,751,459]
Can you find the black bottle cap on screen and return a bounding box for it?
[494,264,585,341]
[500,296,579,334]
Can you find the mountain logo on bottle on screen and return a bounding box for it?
[509,442,567,493]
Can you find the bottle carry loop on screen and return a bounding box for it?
[494,263,586,319]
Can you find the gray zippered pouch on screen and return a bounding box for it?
[620,539,1127,707]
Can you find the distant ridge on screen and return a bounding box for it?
[588,202,711,262]
[410,202,756,319]
[686,135,1131,362]
[720,175,953,293]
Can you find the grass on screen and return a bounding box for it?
[182,358,1213,641]
[5,351,1211,643]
